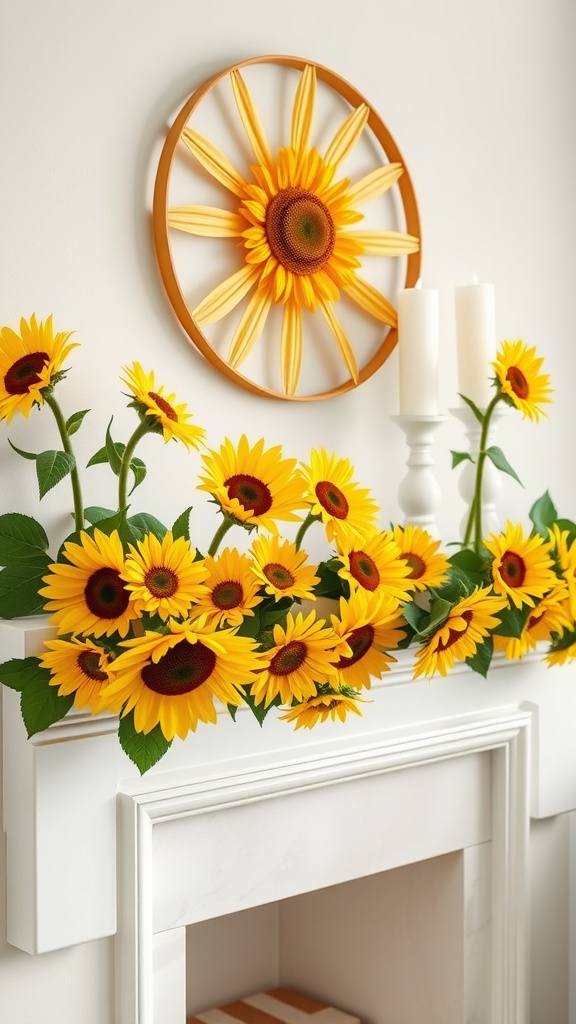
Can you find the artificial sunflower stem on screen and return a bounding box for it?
[295,511,319,551]
[207,515,235,557]
[462,392,503,553]
[45,393,84,533]
[118,419,152,512]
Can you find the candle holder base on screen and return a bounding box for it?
[391,414,447,539]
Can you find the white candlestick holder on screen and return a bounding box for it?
[450,403,509,541]
[391,415,447,539]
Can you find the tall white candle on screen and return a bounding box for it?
[398,280,440,415]
[454,277,497,409]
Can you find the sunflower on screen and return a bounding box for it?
[249,533,319,601]
[198,434,307,533]
[331,588,407,690]
[413,586,508,679]
[121,531,209,621]
[120,361,206,449]
[484,521,558,609]
[392,524,450,592]
[39,529,136,639]
[492,340,552,422]
[101,617,265,740]
[279,690,365,729]
[191,547,263,627]
[337,529,415,603]
[546,630,576,667]
[250,609,340,707]
[0,314,77,423]
[549,523,576,620]
[39,636,123,715]
[167,64,419,395]
[494,586,571,661]
[301,448,380,546]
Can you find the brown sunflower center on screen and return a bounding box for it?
[401,553,426,580]
[506,366,529,400]
[336,624,374,668]
[4,351,49,395]
[84,568,130,619]
[528,609,545,629]
[500,550,526,588]
[212,580,243,610]
[266,188,335,275]
[225,473,272,516]
[144,566,179,599]
[349,551,380,592]
[270,639,307,676]
[77,650,108,682]
[437,610,473,651]
[141,638,216,695]
[315,480,349,520]
[148,390,178,421]
[264,562,295,589]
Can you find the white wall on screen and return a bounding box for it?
[0,2,575,1022]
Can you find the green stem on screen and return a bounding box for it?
[207,515,235,557]
[118,419,151,511]
[295,511,319,552]
[462,393,503,553]
[45,394,84,533]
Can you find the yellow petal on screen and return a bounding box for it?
[291,64,316,151]
[193,265,260,325]
[346,164,404,206]
[319,301,359,383]
[167,206,245,237]
[281,303,303,396]
[323,104,369,170]
[228,288,273,367]
[230,70,273,168]
[343,276,398,327]
[344,230,420,256]
[181,128,247,197]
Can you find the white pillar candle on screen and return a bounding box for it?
[454,278,497,409]
[398,281,440,415]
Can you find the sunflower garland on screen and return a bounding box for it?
[0,317,575,774]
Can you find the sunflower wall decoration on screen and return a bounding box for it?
[153,55,421,400]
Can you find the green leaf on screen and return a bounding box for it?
[172,506,193,542]
[485,446,523,486]
[128,513,167,541]
[241,688,278,726]
[529,491,558,537]
[0,513,49,565]
[492,604,531,639]
[20,665,75,737]
[86,445,110,468]
[118,710,172,774]
[427,597,453,632]
[400,599,430,636]
[36,450,76,499]
[466,635,494,678]
[458,393,485,425]
[65,409,90,437]
[105,418,123,475]
[0,558,50,617]
[0,656,42,692]
[555,518,576,545]
[451,450,474,469]
[7,439,38,461]
[83,505,117,525]
[448,547,486,574]
[128,457,146,495]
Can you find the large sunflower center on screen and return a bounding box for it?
[349,551,380,592]
[77,650,108,682]
[264,562,295,589]
[336,624,374,668]
[266,188,335,275]
[4,351,49,395]
[148,390,178,421]
[500,550,526,587]
[142,638,216,695]
[270,639,307,676]
[144,566,179,599]
[437,610,473,651]
[506,366,529,400]
[225,473,272,516]
[315,480,349,520]
[212,580,243,610]
[401,553,426,580]
[84,568,130,619]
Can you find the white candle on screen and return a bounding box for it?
[454,277,497,409]
[398,280,440,415]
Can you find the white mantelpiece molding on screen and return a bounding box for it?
[3,616,576,1023]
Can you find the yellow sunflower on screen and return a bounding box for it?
[484,521,558,609]
[301,448,380,546]
[250,609,339,707]
[494,586,571,661]
[120,361,206,449]
[191,547,263,627]
[392,524,450,592]
[101,617,265,740]
[0,314,77,423]
[337,529,415,603]
[168,64,419,395]
[331,588,407,689]
[249,533,319,601]
[198,434,307,533]
[39,636,123,715]
[39,529,136,639]
[279,691,365,729]
[549,523,576,620]
[492,340,553,422]
[413,586,508,679]
[121,531,209,621]
[546,632,576,667]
